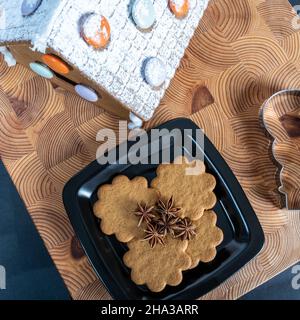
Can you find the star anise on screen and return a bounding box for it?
[156,195,181,218]
[134,202,156,227]
[142,223,165,248]
[156,214,180,237]
[174,218,197,241]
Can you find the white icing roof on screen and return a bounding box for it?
[0,0,209,120]
[0,0,66,46]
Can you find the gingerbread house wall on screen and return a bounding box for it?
[9,43,130,119]
[1,0,210,121]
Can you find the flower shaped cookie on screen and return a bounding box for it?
[123,236,191,292]
[186,210,223,269]
[151,156,217,220]
[93,175,157,242]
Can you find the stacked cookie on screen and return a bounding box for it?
[93,156,223,292]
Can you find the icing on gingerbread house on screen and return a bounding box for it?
[0,0,209,122]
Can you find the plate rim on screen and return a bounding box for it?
[63,118,265,300]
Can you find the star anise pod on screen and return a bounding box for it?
[142,223,165,248]
[156,214,180,237]
[174,218,197,241]
[134,202,156,227]
[156,195,181,218]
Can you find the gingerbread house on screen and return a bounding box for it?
[0,0,209,124]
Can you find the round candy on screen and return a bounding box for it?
[29,62,54,79]
[42,54,70,74]
[132,0,156,30]
[169,0,189,19]
[144,57,166,88]
[21,0,42,17]
[81,13,110,49]
[75,84,99,102]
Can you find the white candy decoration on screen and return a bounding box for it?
[144,57,166,88]
[0,47,16,67]
[21,0,42,17]
[128,112,143,129]
[132,0,156,30]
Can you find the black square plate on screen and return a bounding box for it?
[63,118,264,300]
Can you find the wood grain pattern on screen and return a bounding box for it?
[1,0,300,300]
[262,90,300,210]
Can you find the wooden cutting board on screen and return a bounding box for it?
[1,0,300,300]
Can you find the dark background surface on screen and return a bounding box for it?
[0,0,300,301]
[290,0,300,6]
[0,161,69,299]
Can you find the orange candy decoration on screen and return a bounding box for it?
[169,0,189,19]
[42,54,70,74]
[81,14,111,49]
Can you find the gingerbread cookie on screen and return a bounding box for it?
[93,175,158,243]
[123,236,191,292]
[186,210,223,269]
[151,156,217,220]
